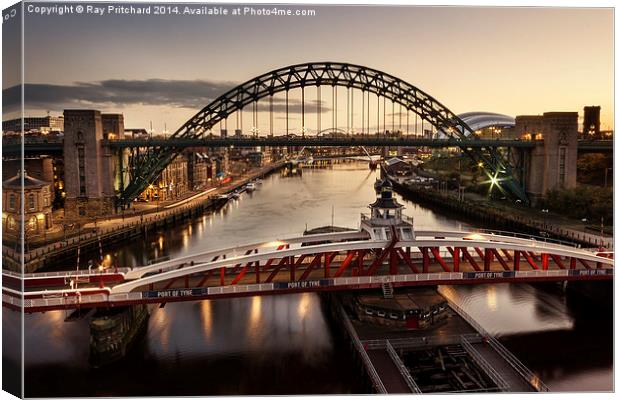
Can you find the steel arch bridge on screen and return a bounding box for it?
[119,62,527,207]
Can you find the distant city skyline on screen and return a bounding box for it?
[2,4,614,133]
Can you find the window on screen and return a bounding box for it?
[559,147,566,187]
[78,146,86,195]
[28,193,35,210]
[29,216,37,231]
[9,194,15,210]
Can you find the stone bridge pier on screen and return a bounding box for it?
[63,110,121,221]
[513,112,578,205]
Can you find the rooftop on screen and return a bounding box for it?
[3,170,49,189]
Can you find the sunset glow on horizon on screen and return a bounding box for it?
[3,5,613,132]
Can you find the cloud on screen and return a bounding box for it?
[3,79,234,112]
[3,79,331,115]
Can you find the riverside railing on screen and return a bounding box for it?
[438,289,549,392]
[460,335,509,392]
[487,336,549,392]
[384,339,422,394]
[339,306,387,394]
[363,333,481,351]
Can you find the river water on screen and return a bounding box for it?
[5,161,612,396]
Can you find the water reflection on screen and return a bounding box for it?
[486,285,498,311]
[200,300,212,340]
[247,296,262,345]
[298,292,311,320]
[440,284,574,336]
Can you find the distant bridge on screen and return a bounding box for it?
[3,227,612,313]
[3,136,612,157]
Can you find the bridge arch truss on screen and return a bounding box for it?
[120,62,528,206]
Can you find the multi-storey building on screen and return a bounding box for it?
[2,170,54,238]
[2,115,64,134]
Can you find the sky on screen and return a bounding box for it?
[2,4,614,134]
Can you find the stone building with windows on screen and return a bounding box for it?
[142,156,189,202]
[2,170,54,238]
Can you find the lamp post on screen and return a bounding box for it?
[541,209,549,232]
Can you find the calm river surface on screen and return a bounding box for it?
[5,161,612,396]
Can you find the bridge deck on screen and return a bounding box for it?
[11,256,545,293]
[114,255,600,293]
[366,349,413,393]
[471,342,535,392]
[4,230,613,312]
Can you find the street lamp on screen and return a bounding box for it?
[541,209,549,230]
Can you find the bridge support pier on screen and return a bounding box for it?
[63,110,120,221]
[516,113,578,205]
[89,304,149,367]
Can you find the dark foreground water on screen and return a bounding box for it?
[3,161,612,396]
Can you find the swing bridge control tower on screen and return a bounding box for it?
[362,178,414,242]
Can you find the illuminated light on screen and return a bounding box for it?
[477,162,484,168]
[36,213,45,220]
[263,240,287,248]
[464,233,484,241]
[535,133,543,140]
[490,176,498,186]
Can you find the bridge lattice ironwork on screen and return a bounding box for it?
[118,62,528,207]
